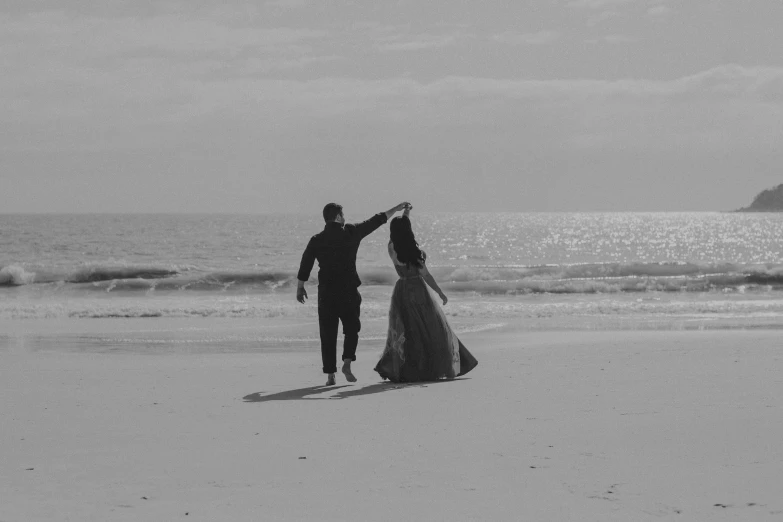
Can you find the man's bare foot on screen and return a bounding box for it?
[341,361,357,383]
[325,373,336,386]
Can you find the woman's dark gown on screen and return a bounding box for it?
[374,245,478,383]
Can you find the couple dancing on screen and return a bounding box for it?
[296,202,478,386]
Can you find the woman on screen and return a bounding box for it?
[374,205,478,382]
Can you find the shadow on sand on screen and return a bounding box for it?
[243,378,468,403]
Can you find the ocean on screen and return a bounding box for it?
[3,212,783,334]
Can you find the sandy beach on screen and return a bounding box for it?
[1,321,782,521]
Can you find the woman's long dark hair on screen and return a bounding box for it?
[390,216,425,268]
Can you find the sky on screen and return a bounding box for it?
[1,0,782,213]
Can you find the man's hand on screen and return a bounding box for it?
[439,293,448,306]
[296,282,308,303]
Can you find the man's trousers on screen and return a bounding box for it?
[317,287,362,374]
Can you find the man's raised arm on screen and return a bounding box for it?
[385,202,411,221]
[355,202,411,240]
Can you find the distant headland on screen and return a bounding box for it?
[736,184,783,212]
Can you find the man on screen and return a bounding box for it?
[297,201,411,386]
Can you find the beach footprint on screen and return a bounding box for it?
[713,502,777,515]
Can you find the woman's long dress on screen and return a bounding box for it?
[374,245,478,383]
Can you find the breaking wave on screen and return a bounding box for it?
[1,264,179,286]
[4,261,783,295]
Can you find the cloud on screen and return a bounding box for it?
[492,31,560,45]
[568,0,635,9]
[647,5,673,16]
[384,65,780,102]
[602,34,637,44]
[3,54,783,212]
[266,0,308,8]
[0,10,327,58]
[374,33,458,51]
[5,56,783,134]
[119,65,783,128]
[587,10,620,26]
[0,8,334,95]
[236,54,343,75]
[2,5,781,163]
[0,8,337,141]
[585,34,636,45]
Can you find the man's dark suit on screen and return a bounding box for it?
[297,212,388,374]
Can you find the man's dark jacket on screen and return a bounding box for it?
[297,213,388,290]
